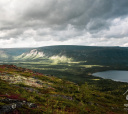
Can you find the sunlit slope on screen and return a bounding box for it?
[1,45,128,65]
[0,48,32,61]
[38,45,128,65]
[15,45,128,65]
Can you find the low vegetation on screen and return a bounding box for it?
[0,65,128,113]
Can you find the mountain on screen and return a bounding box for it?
[0,50,9,60]
[15,45,128,65]
[0,48,32,61]
[0,46,128,113]
[37,45,128,65]
[1,45,128,65]
[0,48,32,56]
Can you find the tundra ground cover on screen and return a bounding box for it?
[0,65,128,113]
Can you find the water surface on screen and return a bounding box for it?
[92,70,128,83]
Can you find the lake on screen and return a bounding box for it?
[92,70,128,83]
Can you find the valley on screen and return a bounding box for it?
[0,45,128,113]
[1,45,128,84]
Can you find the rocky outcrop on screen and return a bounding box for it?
[0,98,37,113]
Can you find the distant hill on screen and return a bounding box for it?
[1,48,32,56]
[37,45,128,65]
[0,45,128,65]
[0,48,32,61]
[0,50,10,60]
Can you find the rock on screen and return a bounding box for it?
[27,103,37,108]
[0,98,20,103]
[0,103,18,113]
[0,98,37,113]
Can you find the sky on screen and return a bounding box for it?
[0,0,128,48]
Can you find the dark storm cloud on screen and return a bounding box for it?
[22,0,128,28]
[0,0,128,47]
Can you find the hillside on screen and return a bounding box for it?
[0,48,32,61]
[37,45,128,65]
[0,50,10,61]
[1,45,128,86]
[1,45,128,85]
[1,45,128,65]
[15,49,45,60]
[0,65,128,113]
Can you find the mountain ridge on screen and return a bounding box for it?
[0,45,128,65]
